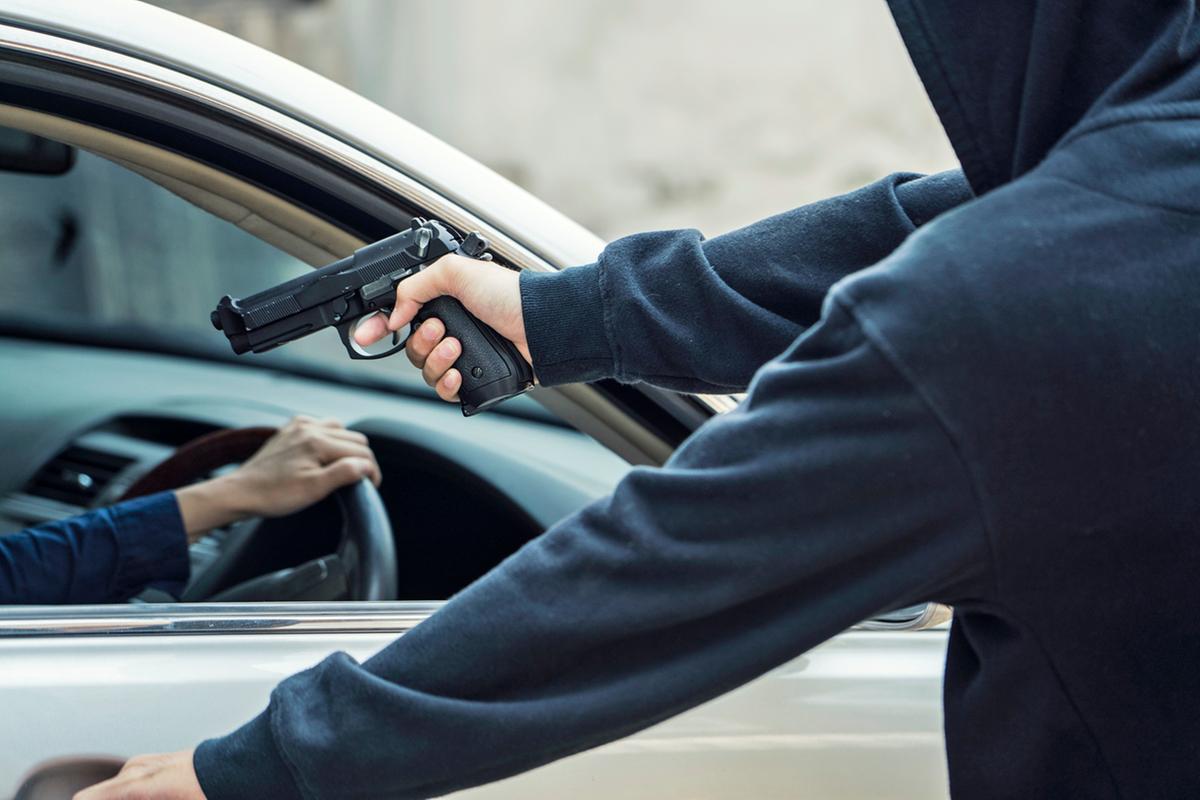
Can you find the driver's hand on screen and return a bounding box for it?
[73,749,205,800]
[352,253,532,402]
[175,417,381,537]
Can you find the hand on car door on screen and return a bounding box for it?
[73,750,204,800]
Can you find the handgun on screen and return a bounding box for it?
[210,218,535,416]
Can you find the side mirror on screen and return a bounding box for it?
[0,129,75,175]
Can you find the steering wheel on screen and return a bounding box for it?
[118,426,398,602]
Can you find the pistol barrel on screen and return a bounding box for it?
[211,219,459,355]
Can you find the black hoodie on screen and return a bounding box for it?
[197,3,1200,798]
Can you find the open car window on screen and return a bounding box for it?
[0,128,442,398]
[0,131,304,338]
[0,125,601,609]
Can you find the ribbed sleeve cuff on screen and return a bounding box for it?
[108,491,190,600]
[519,264,615,386]
[195,708,305,800]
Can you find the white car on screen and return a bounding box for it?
[0,2,951,798]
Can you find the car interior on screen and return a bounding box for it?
[0,104,633,605]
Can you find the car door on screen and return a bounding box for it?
[0,5,952,799]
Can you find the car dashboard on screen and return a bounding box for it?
[0,336,632,601]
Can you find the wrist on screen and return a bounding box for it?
[519,264,613,386]
[175,475,253,540]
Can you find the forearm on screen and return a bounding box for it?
[523,170,971,392]
[0,492,188,604]
[194,299,989,800]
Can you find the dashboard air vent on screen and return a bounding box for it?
[24,445,136,508]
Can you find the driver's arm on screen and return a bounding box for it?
[0,418,381,606]
[0,491,189,605]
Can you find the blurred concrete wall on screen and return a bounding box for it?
[149,0,958,240]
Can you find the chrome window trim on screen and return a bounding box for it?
[0,602,439,638]
[858,603,952,632]
[0,602,950,638]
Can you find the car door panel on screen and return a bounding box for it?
[0,608,949,800]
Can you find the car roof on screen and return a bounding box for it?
[0,0,603,267]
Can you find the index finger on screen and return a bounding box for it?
[352,312,391,347]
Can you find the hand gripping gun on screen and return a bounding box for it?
[211,218,534,416]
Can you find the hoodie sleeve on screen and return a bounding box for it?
[521,169,971,392]
[193,296,990,800]
[0,491,189,605]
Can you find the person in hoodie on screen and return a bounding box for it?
[77,1,1200,798]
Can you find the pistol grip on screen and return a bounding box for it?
[414,296,534,415]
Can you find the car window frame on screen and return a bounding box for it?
[0,22,947,635]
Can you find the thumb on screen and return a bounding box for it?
[389,255,462,330]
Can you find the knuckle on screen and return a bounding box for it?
[415,329,437,350]
[328,463,357,487]
[427,342,450,367]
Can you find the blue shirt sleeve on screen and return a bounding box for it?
[0,491,190,605]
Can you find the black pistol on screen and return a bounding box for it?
[211,218,534,416]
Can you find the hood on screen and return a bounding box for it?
[888,1,1200,195]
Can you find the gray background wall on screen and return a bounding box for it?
[147,0,959,240]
